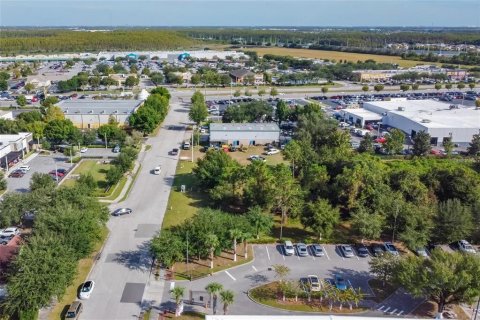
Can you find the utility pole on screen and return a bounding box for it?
[104,132,107,149]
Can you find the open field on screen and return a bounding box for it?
[245,47,436,68]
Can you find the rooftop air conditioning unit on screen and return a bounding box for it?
[397,106,405,111]
[421,119,431,123]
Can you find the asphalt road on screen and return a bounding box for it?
[79,96,190,319]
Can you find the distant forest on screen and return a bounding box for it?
[0,29,201,55]
[182,28,480,47]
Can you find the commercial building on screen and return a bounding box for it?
[209,123,280,146]
[229,69,263,85]
[361,99,480,146]
[57,99,143,129]
[0,132,33,170]
[341,108,383,127]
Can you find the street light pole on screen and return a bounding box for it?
[54,161,59,184]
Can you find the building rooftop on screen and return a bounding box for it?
[365,99,480,129]
[229,69,254,79]
[210,123,280,132]
[57,99,143,115]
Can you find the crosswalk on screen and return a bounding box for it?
[376,305,405,316]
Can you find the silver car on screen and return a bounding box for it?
[340,244,355,258]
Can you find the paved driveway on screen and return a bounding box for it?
[6,154,73,193]
[79,97,190,319]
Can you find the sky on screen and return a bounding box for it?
[1,0,479,27]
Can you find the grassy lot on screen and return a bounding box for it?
[162,160,207,229]
[245,47,436,68]
[250,281,366,313]
[49,227,109,320]
[62,160,111,196]
[172,245,254,281]
[101,176,128,201]
[228,145,288,166]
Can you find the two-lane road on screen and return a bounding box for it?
[80,96,190,319]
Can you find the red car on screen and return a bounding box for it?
[49,170,65,177]
[9,170,24,178]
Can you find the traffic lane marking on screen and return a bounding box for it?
[265,246,270,261]
[225,270,236,281]
[252,265,258,272]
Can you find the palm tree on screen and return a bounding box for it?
[229,228,242,262]
[205,282,223,313]
[240,232,251,259]
[170,286,185,317]
[272,264,290,301]
[220,290,235,315]
[352,287,363,308]
[345,287,356,310]
[205,233,219,269]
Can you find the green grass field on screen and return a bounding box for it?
[62,160,118,197]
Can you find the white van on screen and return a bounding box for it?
[153,166,161,175]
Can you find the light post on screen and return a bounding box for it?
[104,132,108,149]
[54,161,59,184]
[191,125,195,163]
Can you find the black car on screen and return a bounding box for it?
[170,148,179,156]
[371,244,384,257]
[355,243,370,257]
[112,208,133,216]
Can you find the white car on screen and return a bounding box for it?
[0,227,20,237]
[80,147,88,153]
[153,166,161,175]
[308,275,321,292]
[458,240,476,254]
[284,240,295,256]
[18,165,30,171]
[79,280,95,299]
[266,148,280,155]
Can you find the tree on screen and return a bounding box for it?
[369,254,399,287]
[442,137,454,156]
[272,264,290,301]
[190,74,201,86]
[434,83,442,90]
[361,85,369,92]
[129,65,138,74]
[373,84,384,92]
[124,75,139,88]
[24,82,35,93]
[229,228,243,262]
[88,76,101,89]
[246,206,273,239]
[44,106,65,122]
[205,233,219,269]
[384,128,405,155]
[468,133,480,156]
[457,82,465,90]
[270,87,278,97]
[194,150,240,188]
[257,88,266,98]
[30,172,56,190]
[0,79,7,91]
[394,250,480,315]
[149,72,164,85]
[275,100,290,125]
[150,230,184,270]
[16,95,27,107]
[205,282,223,314]
[44,119,75,144]
[412,83,420,90]
[233,89,241,97]
[282,140,302,177]
[301,199,340,241]
[220,290,235,315]
[412,131,431,156]
[476,99,480,110]
[106,165,123,186]
[350,207,384,241]
[358,133,374,153]
[189,100,208,125]
[469,82,476,90]
[129,106,160,134]
[170,286,185,317]
[0,71,10,81]
[321,86,329,94]
[77,173,96,194]
[400,84,410,92]
[433,199,473,243]
[190,91,204,104]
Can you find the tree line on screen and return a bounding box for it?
[129,87,170,134]
[0,29,200,55]
[0,173,109,318]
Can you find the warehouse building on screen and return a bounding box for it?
[341,108,383,127]
[209,123,280,146]
[57,99,143,129]
[362,99,480,146]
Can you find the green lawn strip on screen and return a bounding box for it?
[162,161,207,229]
[118,164,142,202]
[367,279,399,303]
[101,176,128,201]
[48,227,109,320]
[249,282,366,313]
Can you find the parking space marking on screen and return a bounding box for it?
[377,306,385,311]
[354,252,360,260]
[389,308,398,315]
[265,246,270,261]
[252,265,257,272]
[383,307,391,313]
[225,270,236,281]
[170,282,175,290]
[397,310,404,316]
[295,247,300,260]
[323,246,331,260]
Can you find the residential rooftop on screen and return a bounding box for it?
[57,99,143,115]
[210,123,280,132]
